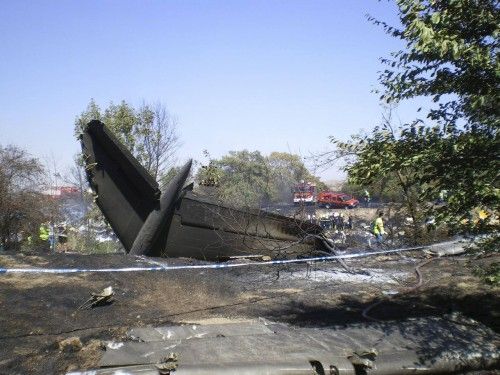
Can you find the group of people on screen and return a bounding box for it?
[314,210,387,247]
[38,222,68,251]
[308,209,386,243]
[38,222,56,251]
[313,213,353,231]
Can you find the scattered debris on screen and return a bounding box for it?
[58,336,83,352]
[155,353,178,374]
[425,239,467,257]
[77,286,114,310]
[106,342,124,350]
[348,348,378,370]
[382,290,399,296]
[82,339,105,352]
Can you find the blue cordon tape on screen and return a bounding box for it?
[0,246,426,275]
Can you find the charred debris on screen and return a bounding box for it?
[80,120,330,261]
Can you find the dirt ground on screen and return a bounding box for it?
[0,250,498,374]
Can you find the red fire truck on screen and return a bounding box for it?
[292,181,317,205]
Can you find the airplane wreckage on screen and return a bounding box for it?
[0,121,492,375]
[81,120,328,260]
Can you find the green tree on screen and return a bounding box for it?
[75,99,180,182]
[74,98,102,136]
[0,145,51,250]
[196,150,325,208]
[215,150,273,208]
[135,102,180,181]
[336,1,499,249]
[332,108,425,240]
[103,101,138,153]
[268,152,327,202]
[373,0,498,129]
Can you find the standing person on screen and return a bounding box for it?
[372,212,386,245]
[338,213,345,231]
[333,213,339,230]
[48,223,57,252]
[363,189,371,208]
[39,223,50,250]
[347,216,353,230]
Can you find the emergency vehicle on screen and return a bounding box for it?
[317,192,359,209]
[292,181,317,205]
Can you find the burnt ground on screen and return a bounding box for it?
[0,250,498,374]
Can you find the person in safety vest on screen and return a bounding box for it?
[372,212,386,245]
[39,222,52,250]
[39,223,49,242]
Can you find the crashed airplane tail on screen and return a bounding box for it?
[81,120,325,260]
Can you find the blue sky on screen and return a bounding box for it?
[0,1,422,180]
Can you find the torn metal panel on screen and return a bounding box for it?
[81,120,325,260]
[99,334,338,367]
[425,239,467,257]
[77,286,114,310]
[98,317,499,373]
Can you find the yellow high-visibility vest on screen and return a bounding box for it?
[373,217,384,235]
[39,225,49,241]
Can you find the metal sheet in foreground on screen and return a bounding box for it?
[67,316,499,374]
